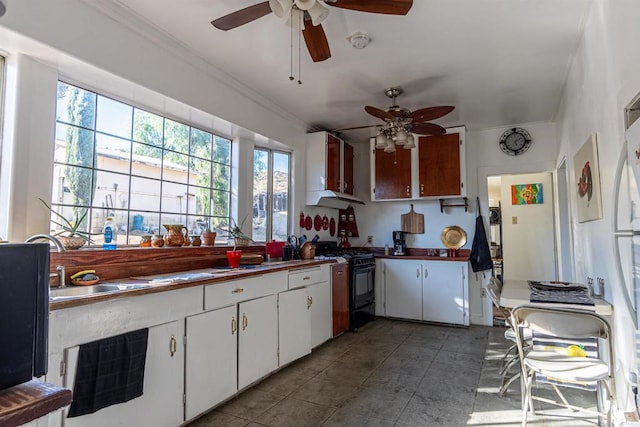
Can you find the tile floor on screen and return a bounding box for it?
[189,319,599,426]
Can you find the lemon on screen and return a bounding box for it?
[567,344,586,357]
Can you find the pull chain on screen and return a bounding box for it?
[298,13,302,85]
[288,7,302,84]
[289,10,294,81]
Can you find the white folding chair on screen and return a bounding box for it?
[486,277,532,395]
[511,305,616,426]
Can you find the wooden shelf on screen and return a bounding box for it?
[439,197,469,213]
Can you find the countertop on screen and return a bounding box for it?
[49,259,333,311]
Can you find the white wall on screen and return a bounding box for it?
[554,0,640,417]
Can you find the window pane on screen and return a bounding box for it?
[56,83,96,128]
[96,96,132,139]
[133,109,163,147]
[163,150,189,184]
[132,142,162,179]
[164,119,189,154]
[55,123,95,167]
[214,136,231,164]
[89,208,128,246]
[128,211,158,245]
[190,158,212,188]
[161,182,188,214]
[130,176,161,211]
[212,190,229,217]
[188,185,210,217]
[47,204,90,238]
[93,170,129,210]
[96,133,131,173]
[253,150,268,242]
[190,128,212,160]
[212,164,230,191]
[60,165,94,207]
[272,151,290,241]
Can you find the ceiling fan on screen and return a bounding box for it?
[335,87,454,151]
[210,0,413,63]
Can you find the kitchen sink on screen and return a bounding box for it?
[50,283,150,300]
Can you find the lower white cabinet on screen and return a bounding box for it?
[62,321,184,427]
[384,259,423,320]
[185,305,237,420]
[308,280,332,348]
[380,259,469,326]
[238,295,279,389]
[278,287,311,366]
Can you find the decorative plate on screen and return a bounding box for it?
[299,212,305,228]
[329,217,336,236]
[314,215,322,231]
[305,215,313,230]
[322,215,329,230]
[440,226,467,249]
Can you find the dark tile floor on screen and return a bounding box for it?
[189,318,598,427]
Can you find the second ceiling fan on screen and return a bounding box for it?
[211,0,413,62]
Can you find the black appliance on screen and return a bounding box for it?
[0,243,49,391]
[315,242,376,331]
[392,230,406,256]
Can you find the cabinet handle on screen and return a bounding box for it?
[307,296,313,309]
[416,268,420,278]
[231,317,237,335]
[406,185,410,194]
[420,183,424,194]
[242,313,248,331]
[343,182,348,191]
[303,276,311,281]
[232,287,244,294]
[337,271,343,275]
[169,335,177,357]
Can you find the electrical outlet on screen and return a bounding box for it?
[481,288,487,298]
[367,235,373,244]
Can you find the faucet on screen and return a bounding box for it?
[25,234,66,288]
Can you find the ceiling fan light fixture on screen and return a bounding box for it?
[347,32,371,49]
[294,0,316,11]
[395,128,408,144]
[308,1,329,26]
[403,134,416,149]
[384,139,396,153]
[269,0,293,18]
[375,133,388,148]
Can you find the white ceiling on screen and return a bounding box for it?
[107,0,591,141]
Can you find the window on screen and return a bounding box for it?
[52,81,231,246]
[253,148,290,242]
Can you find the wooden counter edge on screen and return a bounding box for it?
[0,380,72,426]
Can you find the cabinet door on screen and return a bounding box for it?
[418,133,461,196]
[384,259,422,320]
[373,147,412,200]
[238,295,278,389]
[343,142,354,195]
[278,288,311,367]
[422,261,466,325]
[62,321,183,427]
[331,264,349,337]
[326,134,341,192]
[185,305,238,420]
[309,281,332,348]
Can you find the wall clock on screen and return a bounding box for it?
[499,127,532,156]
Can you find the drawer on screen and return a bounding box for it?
[288,266,328,289]
[204,272,287,310]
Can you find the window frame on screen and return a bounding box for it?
[253,147,291,243]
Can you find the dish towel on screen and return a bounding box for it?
[67,328,149,418]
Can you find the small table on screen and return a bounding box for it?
[500,279,613,316]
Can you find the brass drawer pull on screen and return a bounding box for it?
[232,287,244,294]
[231,317,237,335]
[242,313,248,331]
[303,276,311,280]
[169,335,177,357]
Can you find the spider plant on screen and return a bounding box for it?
[39,198,93,243]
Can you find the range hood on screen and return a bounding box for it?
[306,190,365,210]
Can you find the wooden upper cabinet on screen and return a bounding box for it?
[326,134,341,192]
[342,142,354,195]
[373,147,412,199]
[418,133,462,197]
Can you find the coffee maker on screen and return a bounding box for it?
[392,230,406,256]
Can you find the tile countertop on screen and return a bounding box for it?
[49,259,333,311]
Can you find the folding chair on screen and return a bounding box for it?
[510,305,616,426]
[486,277,531,395]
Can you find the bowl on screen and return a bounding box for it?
[71,277,100,286]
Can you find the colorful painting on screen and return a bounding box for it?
[573,133,603,222]
[511,183,543,205]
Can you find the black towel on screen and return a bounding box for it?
[67,328,149,417]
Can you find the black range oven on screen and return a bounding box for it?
[315,242,376,331]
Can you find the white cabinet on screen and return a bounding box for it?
[278,287,311,367]
[62,321,183,427]
[383,259,423,320]
[308,280,332,348]
[238,295,279,390]
[185,305,237,420]
[422,261,468,325]
[379,259,469,326]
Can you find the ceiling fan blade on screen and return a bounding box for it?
[365,105,394,120]
[211,1,272,31]
[302,23,331,62]
[411,122,447,136]
[410,106,455,122]
[331,124,382,132]
[328,0,413,15]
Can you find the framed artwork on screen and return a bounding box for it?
[573,133,603,222]
[511,183,543,205]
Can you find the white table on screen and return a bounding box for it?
[500,279,613,316]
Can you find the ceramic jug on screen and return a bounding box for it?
[163,224,188,247]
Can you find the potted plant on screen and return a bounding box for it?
[39,198,92,250]
[201,228,217,246]
[221,216,253,248]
